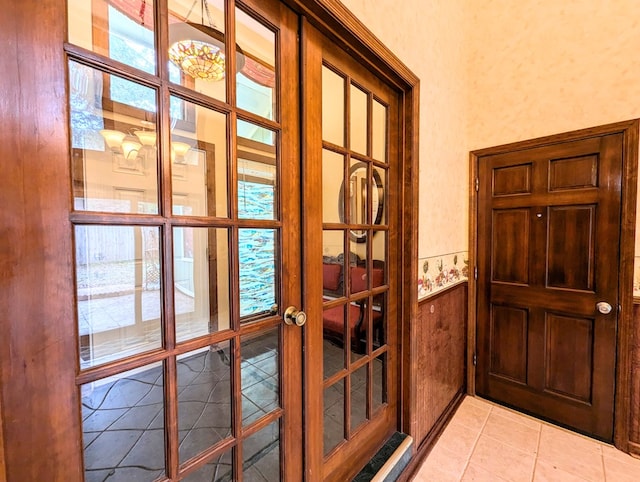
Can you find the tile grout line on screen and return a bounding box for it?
[600,442,607,482]
[457,402,494,481]
[529,420,543,482]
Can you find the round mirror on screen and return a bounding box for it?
[338,162,384,243]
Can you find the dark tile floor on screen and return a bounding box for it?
[81,331,381,481]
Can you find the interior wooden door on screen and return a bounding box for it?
[476,133,623,441]
[65,0,303,479]
[301,21,401,481]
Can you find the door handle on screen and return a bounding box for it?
[596,301,613,315]
[284,306,307,326]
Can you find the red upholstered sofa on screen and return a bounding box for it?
[322,262,384,352]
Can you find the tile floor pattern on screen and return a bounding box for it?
[413,396,640,482]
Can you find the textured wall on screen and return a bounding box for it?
[467,0,640,150]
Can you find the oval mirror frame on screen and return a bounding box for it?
[338,162,384,243]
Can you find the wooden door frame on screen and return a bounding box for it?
[467,119,640,452]
[0,0,419,480]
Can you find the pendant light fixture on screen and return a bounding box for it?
[168,0,245,82]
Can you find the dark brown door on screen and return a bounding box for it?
[302,21,401,481]
[476,133,623,441]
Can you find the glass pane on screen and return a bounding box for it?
[324,379,345,456]
[372,100,387,162]
[239,229,276,319]
[174,228,230,343]
[372,231,387,282]
[322,66,345,147]
[236,8,276,120]
[178,342,232,463]
[373,293,387,349]
[350,84,368,155]
[171,98,228,217]
[323,230,345,297]
[76,225,162,369]
[351,365,367,431]
[243,420,280,480]
[81,363,165,481]
[182,449,233,481]
[373,166,387,226]
[237,122,277,221]
[348,161,367,246]
[68,0,156,75]
[323,149,344,224]
[373,353,387,412]
[349,298,366,361]
[323,304,345,380]
[242,329,280,426]
[167,0,226,101]
[69,61,159,214]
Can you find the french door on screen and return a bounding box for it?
[302,21,401,481]
[66,0,303,480]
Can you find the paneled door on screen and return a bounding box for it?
[302,22,401,481]
[66,0,303,480]
[476,133,623,441]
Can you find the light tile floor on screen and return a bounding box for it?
[413,396,640,482]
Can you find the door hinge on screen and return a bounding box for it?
[473,353,477,366]
[475,177,479,192]
[474,266,478,280]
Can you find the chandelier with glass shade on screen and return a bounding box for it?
[168,0,245,82]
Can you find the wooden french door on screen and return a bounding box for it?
[476,133,623,441]
[302,21,401,481]
[64,0,303,480]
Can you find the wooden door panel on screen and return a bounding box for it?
[544,313,594,403]
[489,304,529,384]
[492,209,530,284]
[477,133,623,441]
[549,155,599,191]
[492,164,532,196]
[547,205,596,291]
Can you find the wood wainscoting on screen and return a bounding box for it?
[629,303,640,456]
[401,282,467,479]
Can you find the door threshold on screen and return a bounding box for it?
[352,432,413,482]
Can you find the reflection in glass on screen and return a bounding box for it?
[324,379,345,456]
[323,304,346,380]
[171,97,228,217]
[351,365,367,431]
[177,342,232,463]
[68,0,156,76]
[349,297,367,362]
[236,7,276,120]
[350,84,368,155]
[237,122,277,221]
[76,225,162,369]
[322,230,345,297]
[322,65,345,147]
[241,329,280,426]
[322,149,344,224]
[181,449,233,482]
[373,353,387,412]
[373,166,387,226]
[81,363,165,481]
[174,228,230,343]
[243,420,280,481]
[238,229,276,319]
[168,0,226,102]
[68,61,159,214]
[372,100,387,162]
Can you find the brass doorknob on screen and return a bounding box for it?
[284,306,307,326]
